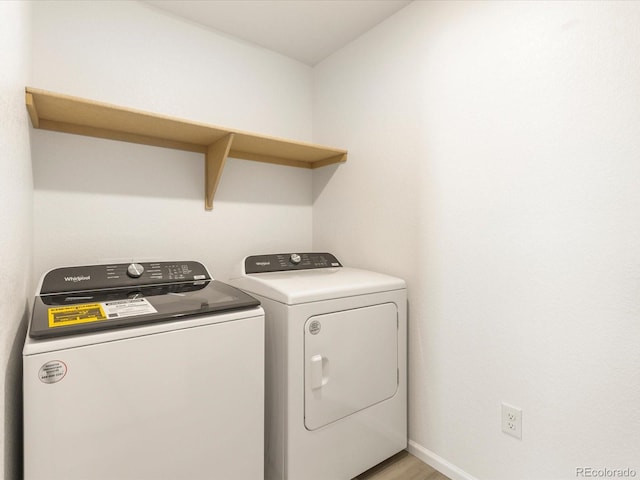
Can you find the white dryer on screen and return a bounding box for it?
[229,252,407,480]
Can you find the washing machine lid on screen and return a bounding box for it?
[233,254,405,304]
[29,261,260,340]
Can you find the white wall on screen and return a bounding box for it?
[31,0,314,282]
[0,2,32,479]
[313,1,640,479]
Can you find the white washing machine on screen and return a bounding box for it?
[23,261,265,480]
[229,252,407,480]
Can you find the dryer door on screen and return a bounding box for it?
[304,302,398,431]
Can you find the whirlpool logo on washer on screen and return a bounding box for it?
[64,275,90,282]
[308,320,321,335]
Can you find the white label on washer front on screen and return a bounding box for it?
[39,360,67,384]
[101,298,157,319]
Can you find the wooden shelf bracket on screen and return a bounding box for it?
[26,92,40,128]
[205,133,234,210]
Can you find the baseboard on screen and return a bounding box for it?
[407,440,479,480]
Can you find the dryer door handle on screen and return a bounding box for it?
[310,354,325,390]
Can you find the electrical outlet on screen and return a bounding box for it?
[501,403,522,439]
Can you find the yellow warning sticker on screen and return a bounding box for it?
[48,303,107,328]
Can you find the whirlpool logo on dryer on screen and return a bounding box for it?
[64,275,91,282]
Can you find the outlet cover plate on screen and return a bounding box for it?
[501,403,522,439]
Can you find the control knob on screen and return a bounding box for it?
[290,253,301,265]
[127,263,145,278]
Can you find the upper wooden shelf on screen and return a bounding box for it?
[25,87,347,210]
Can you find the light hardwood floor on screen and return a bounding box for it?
[354,451,451,480]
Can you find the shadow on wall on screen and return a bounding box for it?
[4,301,28,480]
[312,162,341,203]
[31,130,314,207]
[31,130,205,200]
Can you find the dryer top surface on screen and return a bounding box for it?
[230,267,405,305]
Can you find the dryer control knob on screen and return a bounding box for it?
[127,263,145,278]
[290,253,301,265]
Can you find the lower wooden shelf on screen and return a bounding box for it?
[26,87,347,210]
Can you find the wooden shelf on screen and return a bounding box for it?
[25,87,347,210]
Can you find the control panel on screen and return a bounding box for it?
[40,261,210,294]
[245,253,342,274]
